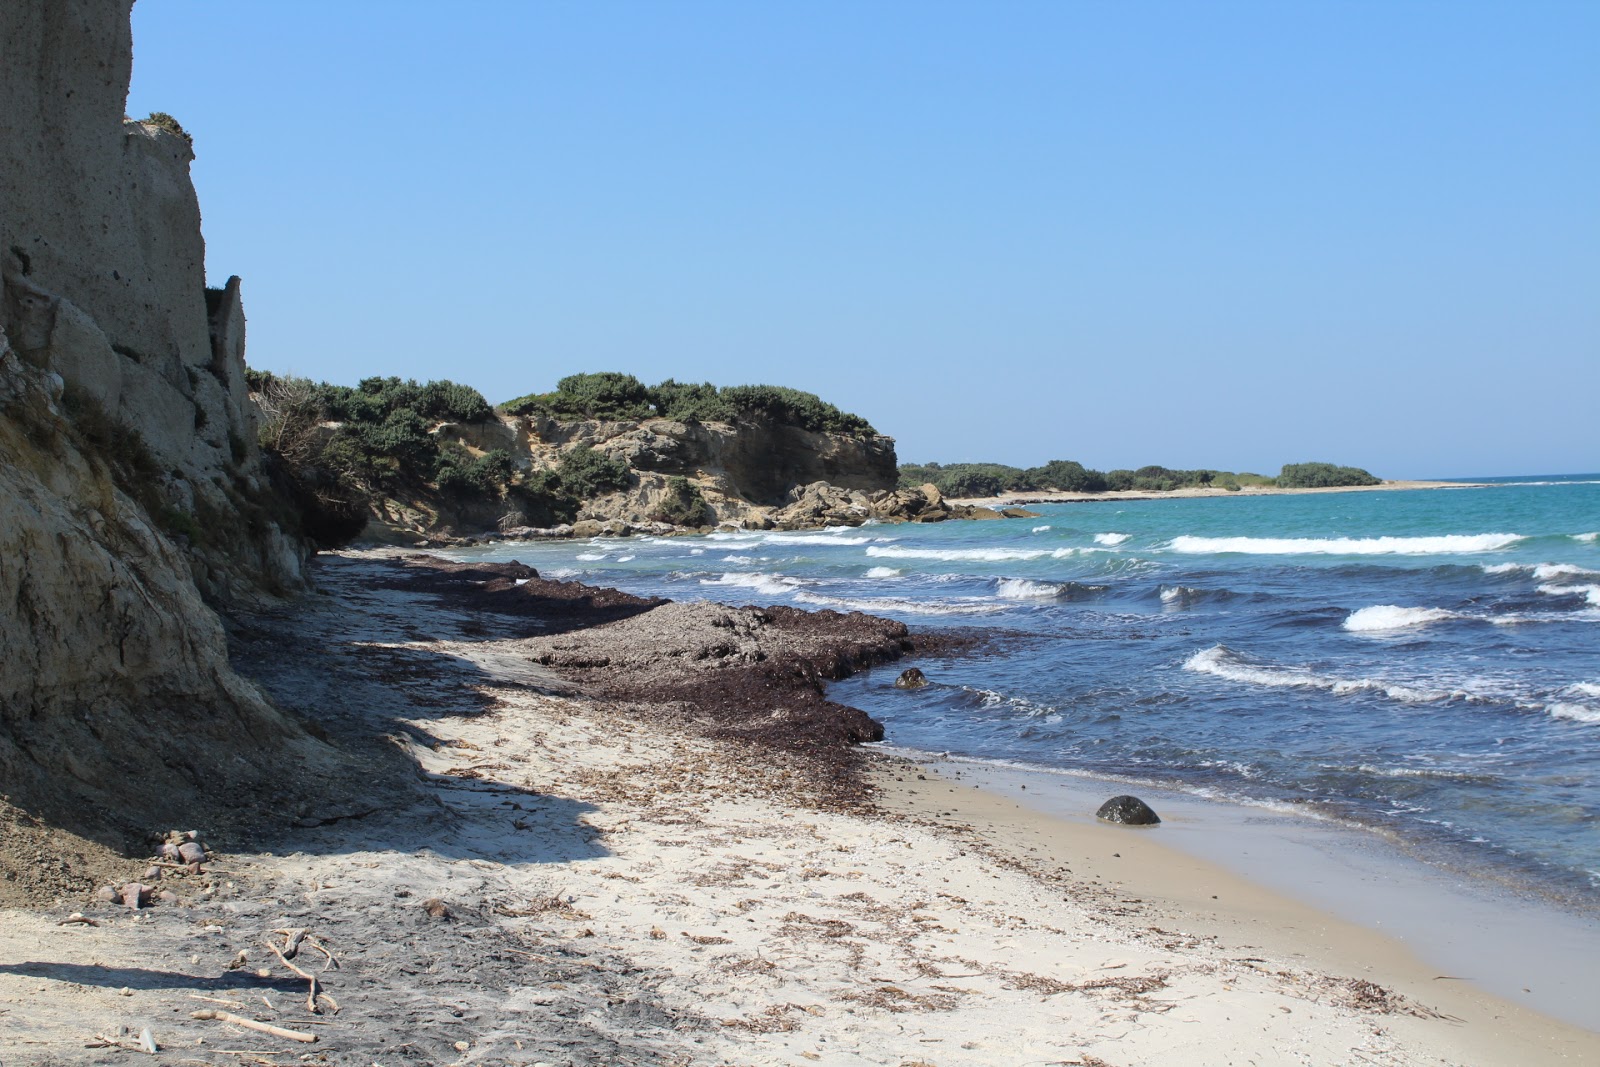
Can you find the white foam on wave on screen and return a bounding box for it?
[760,532,877,546]
[700,572,806,597]
[1533,563,1600,580]
[1169,532,1524,556]
[791,591,1009,616]
[1160,585,1206,605]
[1548,704,1600,724]
[1343,605,1465,632]
[1350,763,1498,783]
[1031,525,1052,533]
[964,686,1060,719]
[616,555,635,563]
[1482,562,1523,575]
[1563,682,1600,699]
[1576,532,1598,543]
[575,552,607,562]
[721,554,759,563]
[995,578,1065,600]
[1094,532,1130,546]
[863,566,902,579]
[1537,583,1600,607]
[870,547,1081,563]
[1183,645,1458,704]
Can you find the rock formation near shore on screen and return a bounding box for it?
[358,407,920,542]
[0,0,331,867]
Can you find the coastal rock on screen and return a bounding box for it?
[894,668,929,689]
[1096,795,1161,825]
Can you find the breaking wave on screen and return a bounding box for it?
[863,566,902,579]
[1169,533,1524,556]
[1343,605,1466,632]
[1094,532,1130,546]
[994,578,1105,601]
[700,572,807,597]
[1538,583,1600,607]
[866,545,1075,562]
[791,592,1009,616]
[1183,645,1462,704]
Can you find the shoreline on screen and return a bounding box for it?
[865,753,1599,1062]
[948,478,1488,508]
[3,551,1594,1063]
[873,747,1600,1034]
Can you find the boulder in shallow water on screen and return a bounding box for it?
[894,668,929,690]
[1096,795,1160,825]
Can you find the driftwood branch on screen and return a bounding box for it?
[190,1010,317,1043]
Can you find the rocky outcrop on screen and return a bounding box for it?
[0,1,328,854]
[523,414,898,505]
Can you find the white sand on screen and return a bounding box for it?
[1,554,1591,1064]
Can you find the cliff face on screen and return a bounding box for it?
[0,1,328,863]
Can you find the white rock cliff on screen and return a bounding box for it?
[0,1,327,849]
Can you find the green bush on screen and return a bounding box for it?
[1023,459,1107,493]
[650,475,711,526]
[503,372,653,421]
[435,446,515,498]
[501,373,877,434]
[648,379,735,423]
[1276,462,1382,488]
[320,376,492,424]
[556,445,631,498]
[719,384,875,435]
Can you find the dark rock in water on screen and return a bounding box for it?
[894,668,929,690]
[1096,795,1160,825]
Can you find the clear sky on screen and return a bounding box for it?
[125,1,1597,478]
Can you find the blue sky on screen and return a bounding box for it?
[126,1,1597,478]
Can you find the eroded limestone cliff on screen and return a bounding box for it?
[0,0,332,884]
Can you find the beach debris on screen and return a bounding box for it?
[86,1026,159,1054]
[264,927,341,1013]
[56,912,98,926]
[423,896,454,920]
[1096,795,1161,825]
[894,668,930,690]
[190,1010,317,1043]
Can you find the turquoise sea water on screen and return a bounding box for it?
[444,476,1600,907]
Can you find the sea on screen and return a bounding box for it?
[442,475,1600,912]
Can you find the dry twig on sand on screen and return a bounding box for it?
[190,1011,318,1043]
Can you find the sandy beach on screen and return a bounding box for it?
[2,551,1592,1065]
[949,480,1485,509]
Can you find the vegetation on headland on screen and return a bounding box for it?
[501,372,877,436]
[901,459,1379,497]
[247,371,562,543]
[245,370,878,546]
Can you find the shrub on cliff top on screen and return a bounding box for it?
[719,384,875,435]
[648,379,736,424]
[140,111,192,146]
[501,373,877,435]
[503,372,653,421]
